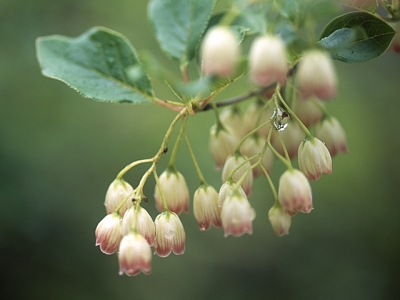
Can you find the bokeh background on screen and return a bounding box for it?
[1,0,400,299]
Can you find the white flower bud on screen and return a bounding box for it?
[122,206,155,246]
[154,212,186,257]
[118,232,151,276]
[209,123,240,169]
[193,185,222,231]
[201,26,239,77]
[104,179,134,217]
[249,35,287,86]
[298,137,332,181]
[297,50,337,100]
[268,205,291,236]
[315,117,348,157]
[222,154,253,196]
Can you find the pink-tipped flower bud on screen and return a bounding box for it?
[122,206,155,246]
[218,181,247,208]
[293,98,324,128]
[201,26,239,77]
[220,106,246,138]
[249,34,287,86]
[298,137,332,181]
[154,168,189,215]
[244,100,274,137]
[389,22,400,54]
[240,134,273,177]
[209,123,240,169]
[268,205,292,236]
[193,185,222,231]
[297,50,337,100]
[222,154,254,196]
[95,213,122,255]
[271,121,305,159]
[104,179,134,217]
[154,212,186,257]
[315,117,348,157]
[278,169,313,216]
[118,232,151,276]
[221,191,256,237]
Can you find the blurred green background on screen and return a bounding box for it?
[1,0,400,299]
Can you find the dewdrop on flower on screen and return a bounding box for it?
[201,26,239,77]
[154,212,186,257]
[154,168,189,215]
[297,50,337,100]
[249,34,287,86]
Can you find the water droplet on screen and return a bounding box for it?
[164,229,175,239]
[199,222,207,231]
[272,107,290,131]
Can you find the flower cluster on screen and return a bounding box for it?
[95,26,349,277]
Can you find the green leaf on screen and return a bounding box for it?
[36,27,154,104]
[319,12,395,63]
[148,0,216,65]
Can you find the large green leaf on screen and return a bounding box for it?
[148,0,215,65]
[36,27,154,104]
[319,12,395,63]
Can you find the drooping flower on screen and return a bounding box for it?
[154,168,189,214]
[95,213,122,255]
[298,137,332,180]
[293,98,324,128]
[278,169,313,216]
[315,117,348,157]
[271,121,305,159]
[218,181,247,208]
[121,206,155,246]
[201,26,239,77]
[249,34,287,86]
[222,154,253,196]
[297,50,337,100]
[209,123,240,169]
[118,232,151,276]
[221,191,256,237]
[240,133,273,177]
[219,106,246,138]
[268,205,292,236]
[104,179,134,217]
[154,212,186,257]
[193,185,222,231]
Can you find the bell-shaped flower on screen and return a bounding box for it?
[201,26,239,77]
[271,121,305,159]
[297,50,337,100]
[209,123,240,169]
[249,34,287,86]
[278,169,313,216]
[154,212,186,257]
[221,191,256,237]
[315,117,348,157]
[222,154,253,196]
[122,206,155,246]
[268,205,292,236]
[193,185,222,231]
[104,179,134,217]
[118,232,151,276]
[95,213,122,255]
[218,181,247,208]
[220,106,246,138]
[154,168,189,214]
[298,137,332,181]
[293,98,324,128]
[244,100,274,137]
[240,133,273,177]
